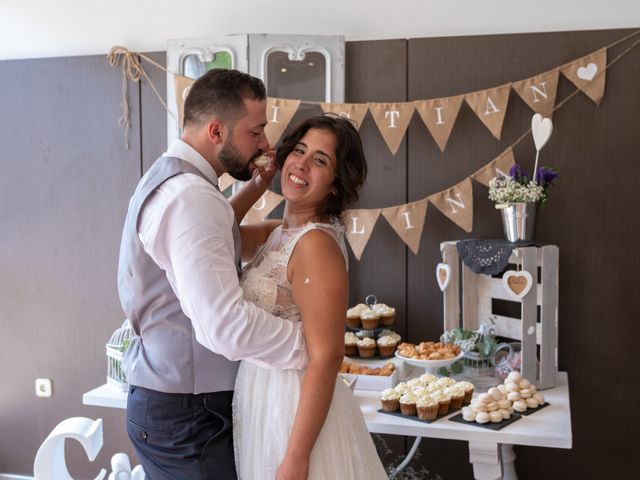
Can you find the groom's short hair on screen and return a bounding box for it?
[183,69,266,129]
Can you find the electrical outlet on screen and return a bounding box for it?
[35,378,53,398]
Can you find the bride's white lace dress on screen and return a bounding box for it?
[233,221,388,480]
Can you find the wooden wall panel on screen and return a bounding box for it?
[0,55,140,474]
[406,29,640,479]
[345,39,408,338]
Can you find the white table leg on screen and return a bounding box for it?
[501,444,517,480]
[468,441,503,480]
[389,436,422,478]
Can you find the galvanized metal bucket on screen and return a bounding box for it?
[499,202,537,242]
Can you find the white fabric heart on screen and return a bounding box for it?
[436,263,451,291]
[531,113,553,152]
[502,270,533,299]
[577,63,598,81]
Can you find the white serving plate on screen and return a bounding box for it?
[394,350,464,373]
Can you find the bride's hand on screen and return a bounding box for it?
[275,453,309,480]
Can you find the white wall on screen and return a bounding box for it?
[1,0,639,60]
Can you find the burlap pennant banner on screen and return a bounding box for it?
[414,95,464,152]
[264,98,301,146]
[512,69,559,118]
[471,147,516,187]
[560,48,607,105]
[428,178,474,232]
[465,83,511,140]
[217,173,236,193]
[243,190,285,224]
[368,102,415,155]
[174,75,195,128]
[343,208,381,261]
[320,102,369,130]
[381,199,429,255]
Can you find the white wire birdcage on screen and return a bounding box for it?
[106,319,135,391]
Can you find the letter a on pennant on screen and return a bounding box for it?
[343,209,381,260]
[465,83,511,140]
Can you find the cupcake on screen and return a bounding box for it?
[360,310,380,330]
[344,332,358,356]
[373,303,396,326]
[433,391,452,416]
[346,304,367,328]
[416,395,439,421]
[456,381,475,405]
[394,382,409,396]
[378,330,401,342]
[356,337,376,358]
[419,373,438,385]
[445,386,465,411]
[377,335,398,357]
[380,388,401,412]
[399,392,418,416]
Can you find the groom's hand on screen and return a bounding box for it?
[253,149,277,190]
[276,454,309,480]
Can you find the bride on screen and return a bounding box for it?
[230,115,388,480]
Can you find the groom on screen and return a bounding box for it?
[118,69,307,479]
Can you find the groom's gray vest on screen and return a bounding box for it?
[118,156,240,394]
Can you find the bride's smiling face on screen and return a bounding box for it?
[280,128,338,213]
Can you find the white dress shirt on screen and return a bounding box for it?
[138,139,307,370]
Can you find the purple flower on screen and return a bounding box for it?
[535,167,559,187]
[509,164,529,184]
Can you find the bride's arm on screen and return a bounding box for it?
[276,229,348,480]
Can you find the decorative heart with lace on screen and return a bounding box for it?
[502,270,533,299]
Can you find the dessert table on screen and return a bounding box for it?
[83,371,571,480]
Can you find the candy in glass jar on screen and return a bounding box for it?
[491,342,522,380]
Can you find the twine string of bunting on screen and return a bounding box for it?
[105,30,639,258]
[107,46,177,148]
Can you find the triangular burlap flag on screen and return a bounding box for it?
[343,208,381,261]
[560,48,607,105]
[320,103,369,130]
[264,98,301,146]
[428,178,474,233]
[368,102,415,155]
[465,83,511,140]
[414,95,464,152]
[471,147,516,187]
[381,199,429,255]
[174,75,195,128]
[217,173,236,193]
[243,190,284,224]
[512,70,559,118]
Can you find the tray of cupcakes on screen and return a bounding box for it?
[378,374,475,423]
[345,329,402,360]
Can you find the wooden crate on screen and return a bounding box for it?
[440,241,559,389]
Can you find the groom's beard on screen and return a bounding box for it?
[219,140,254,181]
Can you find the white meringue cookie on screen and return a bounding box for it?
[526,397,539,409]
[499,408,511,420]
[476,412,490,424]
[533,392,545,404]
[519,378,531,389]
[498,399,511,409]
[489,411,503,423]
[488,387,502,401]
[507,371,522,383]
[507,391,521,402]
[513,400,527,413]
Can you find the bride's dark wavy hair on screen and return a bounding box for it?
[275,115,367,218]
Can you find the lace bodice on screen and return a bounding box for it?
[240,219,347,322]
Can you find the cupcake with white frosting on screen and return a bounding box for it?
[416,395,439,421]
[372,303,396,326]
[356,337,376,358]
[399,392,419,416]
[380,388,401,412]
[377,335,399,357]
[344,332,358,356]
